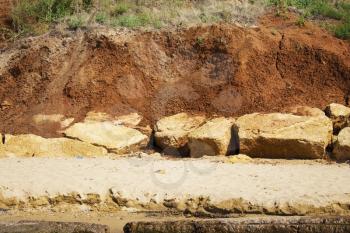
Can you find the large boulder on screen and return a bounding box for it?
[154,113,206,155]
[188,117,237,158]
[0,134,107,157]
[325,103,350,134]
[333,127,350,161]
[63,122,148,154]
[236,113,333,159]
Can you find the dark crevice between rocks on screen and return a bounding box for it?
[227,125,240,156]
[63,134,113,153]
[326,143,335,160]
[150,129,191,158]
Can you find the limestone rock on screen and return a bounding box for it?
[333,127,350,161]
[236,113,333,159]
[154,113,206,154]
[84,111,113,122]
[64,122,148,154]
[325,103,350,134]
[0,134,107,157]
[188,117,237,158]
[84,112,142,127]
[284,105,325,117]
[115,113,143,127]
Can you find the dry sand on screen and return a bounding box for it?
[0,156,350,216]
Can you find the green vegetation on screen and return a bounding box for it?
[8,0,265,36]
[113,2,130,16]
[334,20,350,39]
[6,0,349,40]
[11,0,92,33]
[196,36,205,46]
[269,0,350,39]
[296,14,306,26]
[67,15,85,30]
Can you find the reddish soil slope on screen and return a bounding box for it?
[0,13,349,136]
[0,0,12,25]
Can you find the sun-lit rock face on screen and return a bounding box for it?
[236,113,333,159]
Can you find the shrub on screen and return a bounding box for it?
[334,21,350,39]
[196,36,205,46]
[296,15,306,26]
[113,2,130,16]
[11,0,75,32]
[96,11,109,24]
[82,0,94,11]
[114,12,159,28]
[67,15,84,30]
[310,2,343,20]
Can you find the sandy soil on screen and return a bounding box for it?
[0,156,350,216]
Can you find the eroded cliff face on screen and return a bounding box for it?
[0,13,349,137]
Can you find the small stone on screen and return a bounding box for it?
[154,169,166,174]
[0,100,11,110]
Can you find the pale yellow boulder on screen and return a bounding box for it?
[63,122,148,154]
[154,113,206,153]
[115,113,143,127]
[236,113,333,159]
[333,127,350,161]
[84,111,113,122]
[325,103,350,134]
[188,117,237,158]
[284,105,325,117]
[84,112,142,127]
[0,134,107,157]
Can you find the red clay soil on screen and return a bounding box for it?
[0,13,349,137]
[0,0,12,25]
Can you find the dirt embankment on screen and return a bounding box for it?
[0,0,12,25]
[0,14,349,137]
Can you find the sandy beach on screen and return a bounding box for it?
[1,156,350,216]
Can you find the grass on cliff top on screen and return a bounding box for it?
[6,0,350,40]
[269,0,350,39]
[9,0,265,34]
